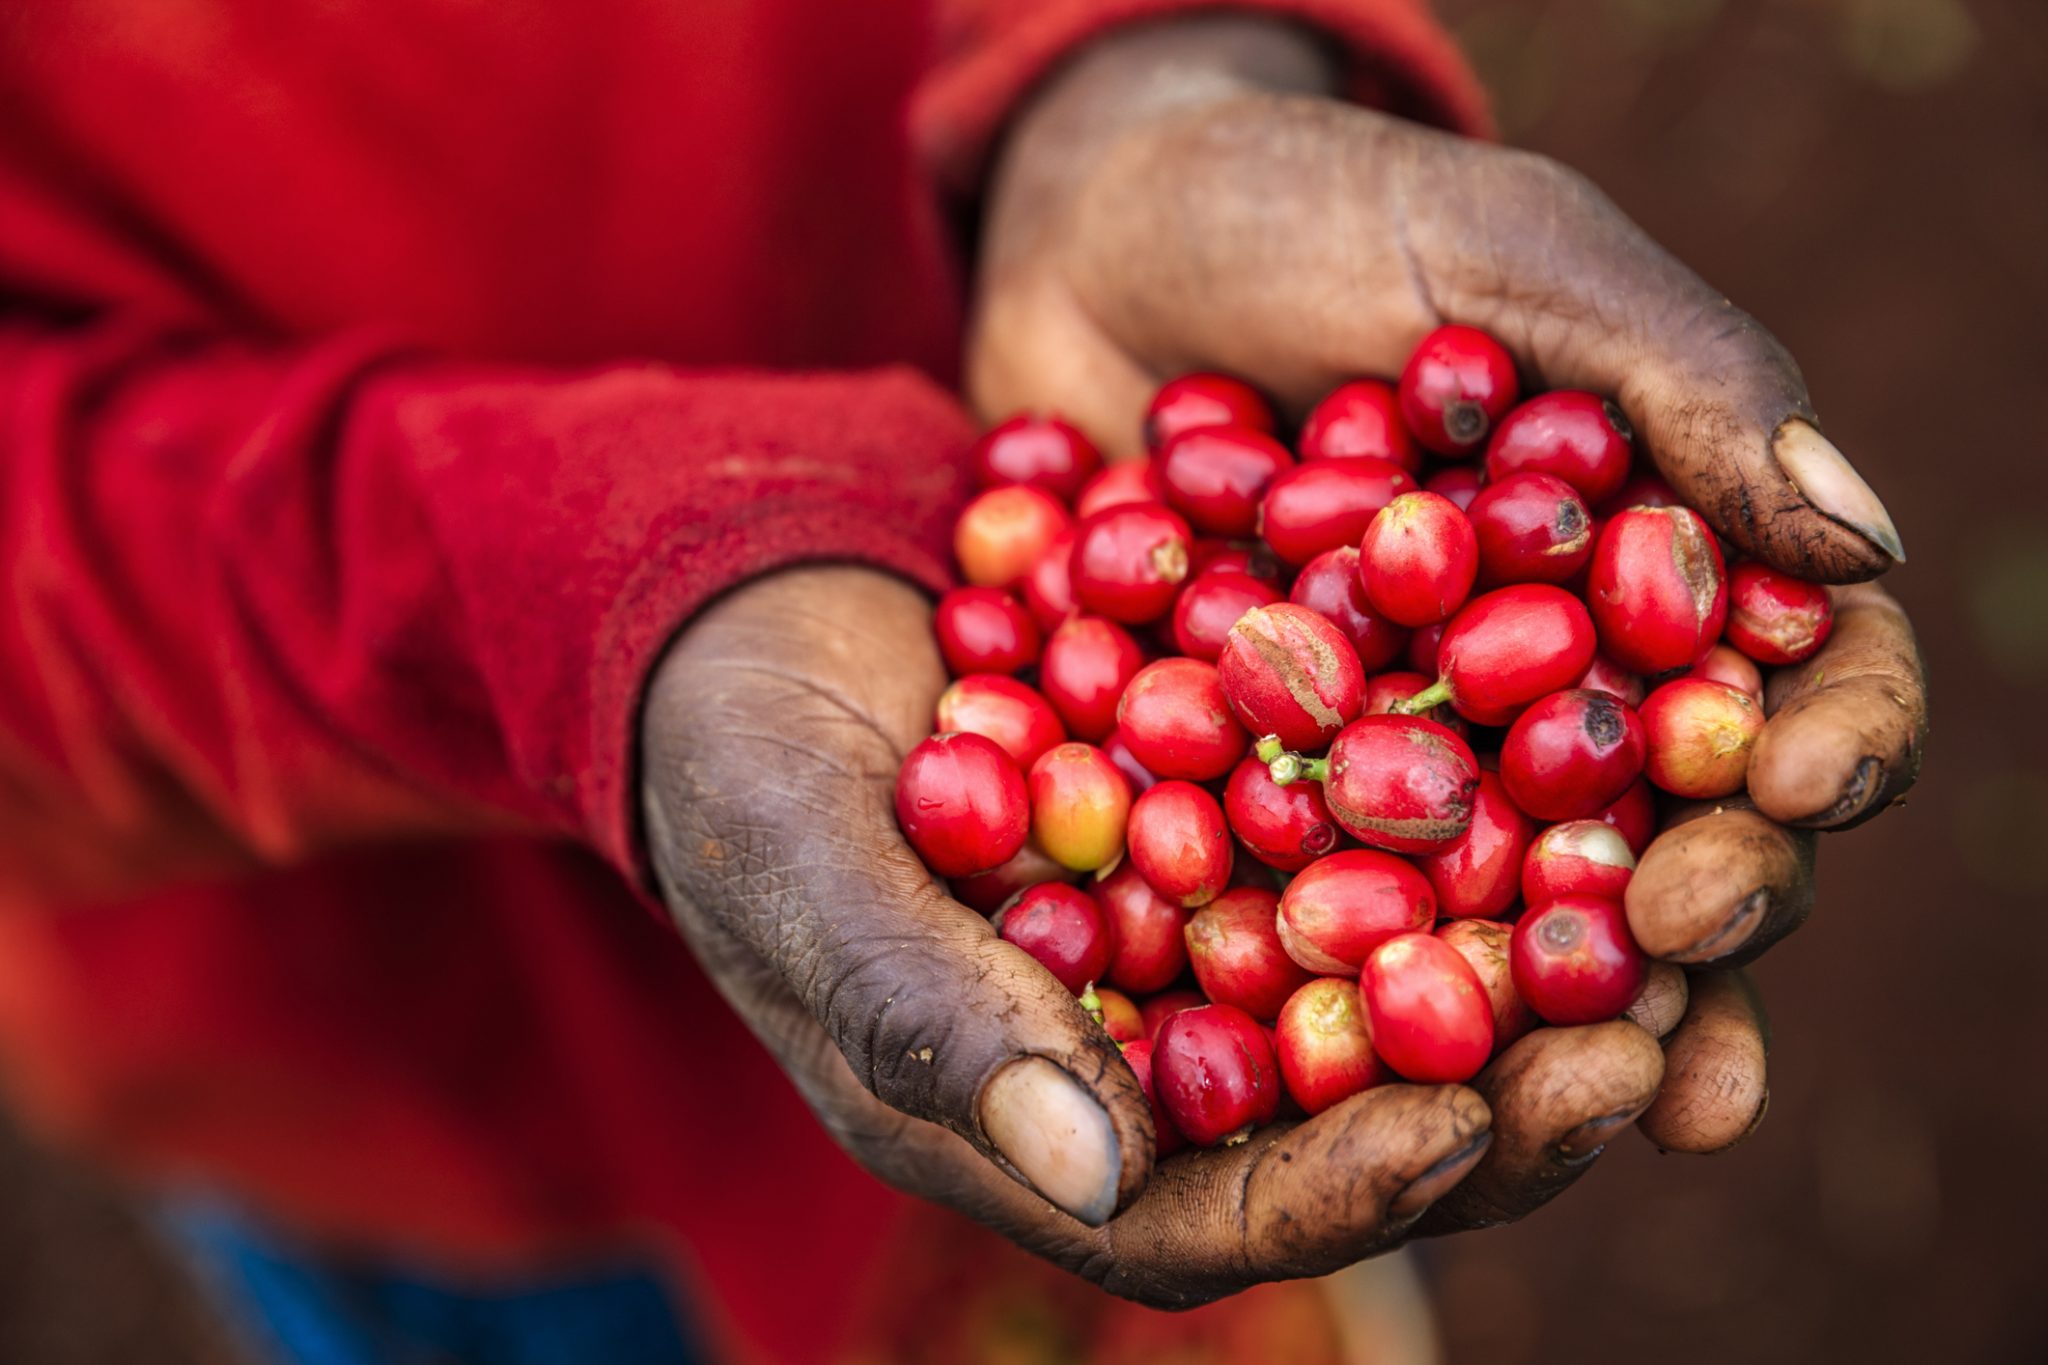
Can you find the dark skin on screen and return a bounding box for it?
[641,18,1929,1307]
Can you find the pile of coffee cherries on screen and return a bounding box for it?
[896,325,1834,1151]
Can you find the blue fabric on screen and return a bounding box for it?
[158,1200,706,1365]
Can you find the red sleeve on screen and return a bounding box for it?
[915,0,1494,195]
[0,318,970,900]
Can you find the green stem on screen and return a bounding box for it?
[1267,752,1329,787]
[1253,734,1288,766]
[1391,676,1454,716]
[1080,983,1104,1026]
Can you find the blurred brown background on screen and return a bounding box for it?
[0,0,2040,1361]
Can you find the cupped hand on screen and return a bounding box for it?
[967,16,1928,1158]
[641,566,1670,1305]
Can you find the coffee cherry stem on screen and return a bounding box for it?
[1391,677,1454,716]
[1253,734,1290,766]
[1080,982,1105,1024]
[1266,751,1329,788]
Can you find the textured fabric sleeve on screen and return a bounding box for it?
[0,318,971,902]
[914,0,1494,196]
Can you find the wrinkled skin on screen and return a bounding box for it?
[641,17,1928,1308]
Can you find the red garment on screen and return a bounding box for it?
[0,2,1483,1360]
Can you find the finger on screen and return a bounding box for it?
[1412,1020,1665,1233]
[1385,131,1905,582]
[644,569,1153,1224]
[1637,970,1771,1153]
[1624,962,1690,1039]
[966,264,1162,460]
[1625,801,1815,966]
[1750,581,1929,829]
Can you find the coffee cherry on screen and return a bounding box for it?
[1185,887,1314,1020]
[1092,859,1189,994]
[894,732,1028,877]
[1499,688,1647,821]
[1138,988,1206,1043]
[1639,677,1764,798]
[1145,373,1275,453]
[1275,848,1436,975]
[1288,546,1412,671]
[1115,658,1249,780]
[1298,379,1420,473]
[1359,933,1495,1083]
[1522,819,1637,904]
[1358,491,1480,627]
[1396,585,1598,726]
[1019,528,1079,630]
[950,839,1073,916]
[1257,459,1417,567]
[1592,778,1658,858]
[1398,325,1520,457]
[1467,471,1594,587]
[1153,1003,1281,1146]
[1434,918,1539,1054]
[935,674,1065,769]
[1039,616,1145,741]
[1100,731,1159,795]
[1224,754,1341,872]
[1172,569,1283,663]
[1686,642,1764,701]
[1587,506,1728,675]
[1116,1039,1187,1157]
[1127,780,1234,907]
[996,883,1116,995]
[1086,985,1146,1043]
[1510,895,1647,1026]
[1483,391,1633,505]
[1070,501,1193,624]
[1026,742,1132,872]
[954,485,1071,588]
[1423,464,1485,511]
[1415,770,1535,920]
[1276,978,1392,1115]
[971,413,1102,501]
[1272,715,1479,855]
[933,586,1041,676]
[1576,651,1647,707]
[1724,562,1834,665]
[1158,426,1295,537]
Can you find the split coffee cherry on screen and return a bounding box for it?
[1423,464,1485,511]
[1592,778,1658,858]
[1115,1039,1187,1158]
[933,586,1040,677]
[1414,770,1535,920]
[1157,426,1295,538]
[1398,325,1520,457]
[1126,780,1234,907]
[970,413,1103,501]
[953,484,1071,588]
[1483,390,1634,506]
[949,839,1072,916]
[1521,819,1637,904]
[934,674,1066,769]
[1510,895,1648,1026]
[1074,460,1168,520]
[1218,603,1366,751]
[1019,528,1079,630]
[1171,569,1283,663]
[1395,584,1598,727]
[1359,933,1495,1084]
[1275,978,1392,1115]
[1144,373,1275,453]
[1026,742,1132,872]
[1288,546,1412,671]
[1499,688,1647,822]
[1587,506,1728,675]
[1467,471,1594,587]
[1724,562,1834,665]
[1256,458,1417,567]
[1185,887,1314,1021]
[1434,918,1539,1055]
[1223,754,1342,873]
[893,732,1028,878]
[1153,1003,1281,1147]
[1275,848,1436,976]
[1070,501,1193,624]
[994,883,1116,996]
[1639,677,1765,798]
[1267,715,1479,855]
[1576,651,1647,707]
[1358,491,1479,627]
[1038,616,1145,741]
[1091,859,1189,995]
[1687,642,1765,701]
[1139,988,1206,1042]
[1298,379,1421,474]
[1114,657,1249,781]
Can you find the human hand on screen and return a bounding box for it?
[967,16,1927,1160]
[641,566,1675,1304]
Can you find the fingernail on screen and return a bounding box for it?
[1388,1132,1492,1220]
[979,1057,1121,1226]
[1671,886,1770,964]
[1773,420,1906,563]
[1557,1109,1645,1164]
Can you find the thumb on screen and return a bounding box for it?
[1391,134,1905,583]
